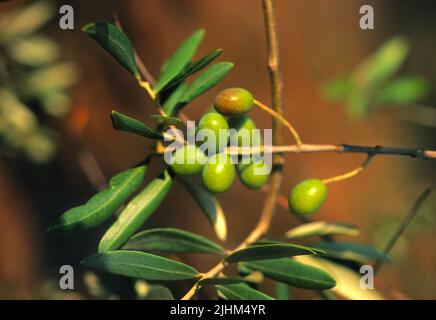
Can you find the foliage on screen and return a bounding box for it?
[0,1,78,162]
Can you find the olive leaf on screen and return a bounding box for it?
[199,277,245,286]
[111,111,164,140]
[154,29,205,93]
[242,258,336,290]
[82,250,198,281]
[162,83,188,116]
[275,282,291,300]
[179,177,227,241]
[47,164,147,234]
[226,243,324,263]
[216,284,275,300]
[285,221,360,240]
[98,170,174,252]
[123,227,225,255]
[82,23,139,78]
[164,49,223,90]
[295,255,384,300]
[311,242,390,264]
[180,62,233,104]
[149,114,182,125]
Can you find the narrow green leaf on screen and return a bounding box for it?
[154,29,205,93]
[285,221,360,240]
[111,111,163,140]
[48,164,147,234]
[179,177,227,241]
[376,76,429,105]
[98,170,174,252]
[311,242,390,264]
[162,82,188,116]
[296,255,384,299]
[275,282,291,300]
[180,62,233,104]
[123,227,225,254]
[216,284,274,300]
[82,23,139,78]
[164,49,222,90]
[354,36,409,87]
[81,250,198,280]
[226,243,323,263]
[149,114,182,125]
[322,77,353,102]
[242,258,336,290]
[199,277,244,286]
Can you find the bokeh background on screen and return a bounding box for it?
[0,0,435,299]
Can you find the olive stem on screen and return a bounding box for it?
[322,155,373,184]
[254,99,303,147]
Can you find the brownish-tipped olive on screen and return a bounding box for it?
[214,88,253,117]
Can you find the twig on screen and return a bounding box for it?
[373,186,434,274]
[180,0,284,300]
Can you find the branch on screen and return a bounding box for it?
[180,0,284,300]
[373,186,434,274]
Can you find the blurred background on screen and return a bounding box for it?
[0,0,435,299]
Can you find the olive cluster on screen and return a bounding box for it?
[170,88,327,216]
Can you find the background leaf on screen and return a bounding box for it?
[216,283,274,300]
[242,258,336,290]
[179,177,227,241]
[226,243,323,263]
[47,164,147,234]
[149,114,182,125]
[285,221,360,239]
[376,76,429,105]
[295,255,384,300]
[199,277,244,286]
[180,62,233,104]
[82,23,139,78]
[154,29,205,93]
[111,111,164,140]
[123,227,225,255]
[82,250,198,281]
[143,285,174,300]
[98,170,173,252]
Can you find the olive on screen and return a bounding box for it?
[202,153,235,193]
[197,112,229,154]
[228,115,261,147]
[214,88,253,117]
[238,160,269,190]
[170,145,206,176]
[288,179,327,216]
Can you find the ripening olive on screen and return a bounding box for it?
[228,115,261,147]
[238,160,270,190]
[202,153,235,193]
[170,145,206,176]
[288,179,327,216]
[197,112,229,154]
[214,88,254,117]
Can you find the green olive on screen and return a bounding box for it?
[170,145,206,176]
[202,153,235,193]
[214,88,254,117]
[238,160,269,190]
[288,179,327,216]
[197,112,229,154]
[228,115,261,147]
